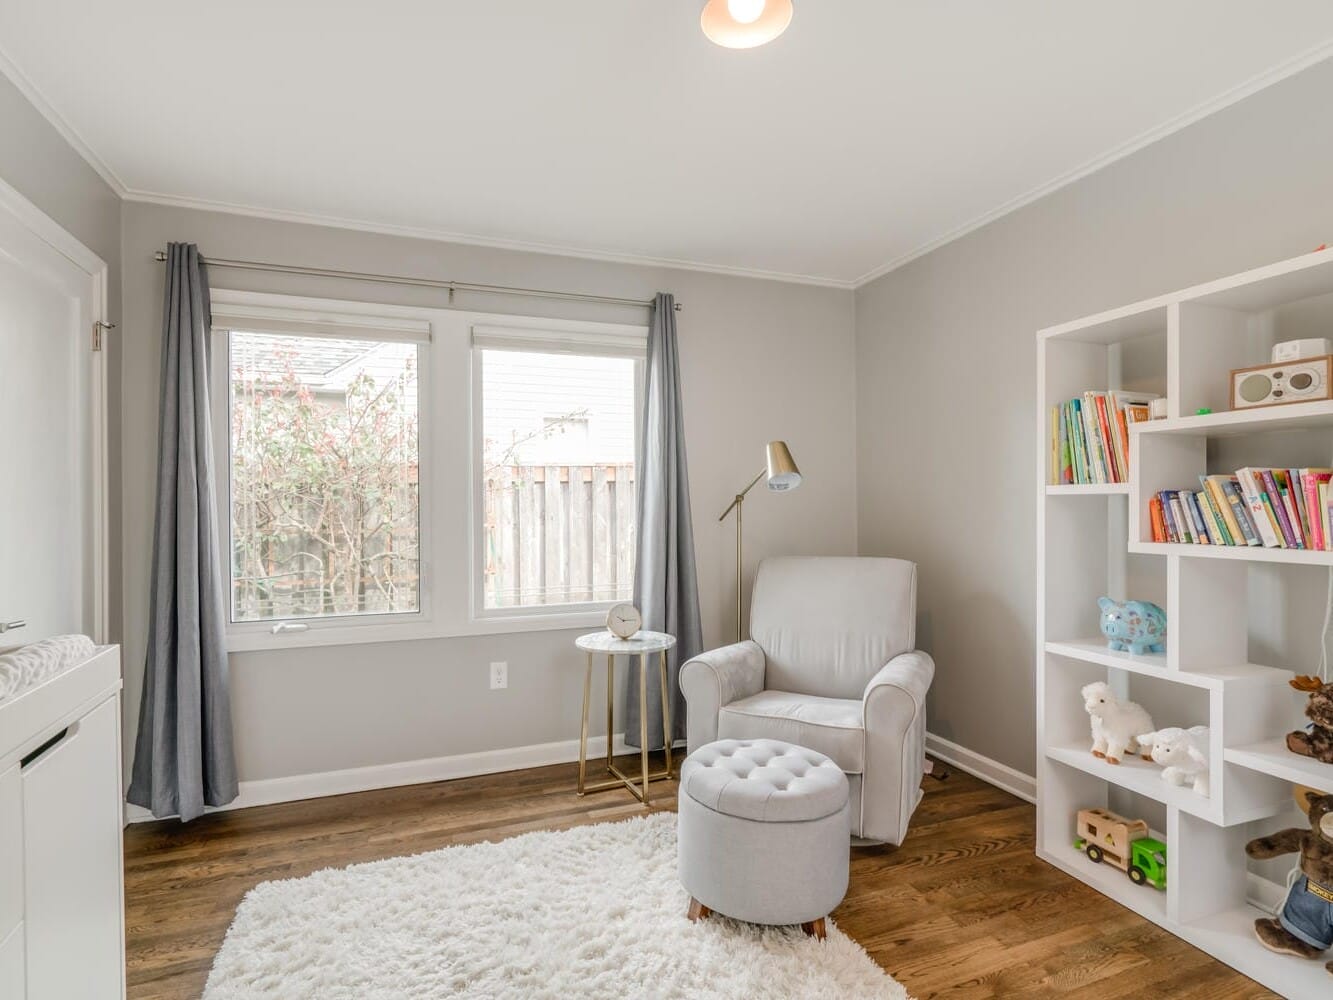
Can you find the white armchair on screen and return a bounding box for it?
[680,557,934,845]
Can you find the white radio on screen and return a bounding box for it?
[1230,356,1333,409]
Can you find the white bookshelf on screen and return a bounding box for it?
[1036,246,1333,999]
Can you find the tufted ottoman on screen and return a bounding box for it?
[677,738,850,940]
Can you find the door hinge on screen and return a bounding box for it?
[92,320,116,352]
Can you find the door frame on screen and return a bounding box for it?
[0,175,110,642]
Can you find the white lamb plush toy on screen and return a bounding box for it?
[1081,681,1154,765]
[1138,726,1210,797]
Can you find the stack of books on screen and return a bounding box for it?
[1149,469,1333,549]
[1050,391,1157,485]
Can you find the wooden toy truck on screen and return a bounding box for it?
[1072,807,1167,890]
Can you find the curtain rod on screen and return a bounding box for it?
[152,250,680,311]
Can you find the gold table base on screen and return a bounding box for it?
[577,648,674,806]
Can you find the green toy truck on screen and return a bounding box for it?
[1073,807,1167,890]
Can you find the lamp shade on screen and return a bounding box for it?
[765,440,801,492]
[700,0,794,49]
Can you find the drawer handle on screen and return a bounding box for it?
[20,722,79,769]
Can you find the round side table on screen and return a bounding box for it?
[575,630,676,805]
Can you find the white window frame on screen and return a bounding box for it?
[208,291,647,652]
[469,319,647,624]
[210,290,436,649]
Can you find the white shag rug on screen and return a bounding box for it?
[204,812,909,1000]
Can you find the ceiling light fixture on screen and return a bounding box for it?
[700,0,794,49]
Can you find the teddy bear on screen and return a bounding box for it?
[1245,791,1333,977]
[1082,681,1154,766]
[1137,726,1210,796]
[1286,675,1333,765]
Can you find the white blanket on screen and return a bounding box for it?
[0,634,96,703]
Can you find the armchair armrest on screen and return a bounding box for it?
[679,640,766,754]
[860,650,935,845]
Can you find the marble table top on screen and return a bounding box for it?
[575,630,676,654]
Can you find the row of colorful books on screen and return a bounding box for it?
[1149,469,1333,549]
[1049,391,1157,485]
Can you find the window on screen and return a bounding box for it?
[218,308,429,627]
[210,293,645,649]
[474,326,644,613]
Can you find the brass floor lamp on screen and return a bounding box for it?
[718,441,802,643]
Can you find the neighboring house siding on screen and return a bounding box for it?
[482,351,635,466]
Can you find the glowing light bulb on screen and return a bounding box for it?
[701,0,791,48]
[727,0,766,24]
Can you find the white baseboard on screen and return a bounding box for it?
[926,732,1037,804]
[123,732,667,824]
[126,730,1031,824]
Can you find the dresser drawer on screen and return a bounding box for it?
[22,696,124,999]
[0,764,20,940]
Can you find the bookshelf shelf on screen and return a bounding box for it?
[1044,639,1289,690]
[1224,740,1333,796]
[1037,843,1168,924]
[1045,638,1166,672]
[1181,905,1333,1000]
[1044,483,1129,496]
[1038,299,1170,346]
[1132,399,1333,438]
[1045,744,1219,821]
[1037,246,1331,997]
[1127,541,1333,565]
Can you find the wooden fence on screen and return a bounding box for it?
[483,463,635,608]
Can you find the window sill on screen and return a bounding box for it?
[224,610,610,653]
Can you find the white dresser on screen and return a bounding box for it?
[0,645,125,1000]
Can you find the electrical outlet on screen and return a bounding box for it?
[489,661,508,690]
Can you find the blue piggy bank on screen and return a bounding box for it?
[1098,596,1166,655]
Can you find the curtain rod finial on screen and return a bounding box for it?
[153,250,167,262]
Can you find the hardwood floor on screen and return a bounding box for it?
[124,756,1279,999]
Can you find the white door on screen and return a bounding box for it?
[0,181,107,647]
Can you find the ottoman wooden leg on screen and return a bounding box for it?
[687,897,711,922]
[801,918,827,941]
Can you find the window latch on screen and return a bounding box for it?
[270,622,310,635]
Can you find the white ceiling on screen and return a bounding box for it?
[2,2,1333,286]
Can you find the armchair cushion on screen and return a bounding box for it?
[751,557,917,699]
[718,691,864,773]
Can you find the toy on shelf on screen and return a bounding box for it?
[1098,597,1166,655]
[1073,807,1167,890]
[1082,681,1154,765]
[1138,726,1210,797]
[1245,791,1333,977]
[1286,676,1333,765]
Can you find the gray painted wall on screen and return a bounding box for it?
[12,49,1333,794]
[120,202,858,783]
[0,72,123,645]
[854,58,1333,777]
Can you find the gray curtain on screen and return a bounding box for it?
[625,293,702,750]
[127,243,239,822]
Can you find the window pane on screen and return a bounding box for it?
[228,331,420,622]
[480,349,636,609]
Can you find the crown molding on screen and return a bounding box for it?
[852,35,1333,289]
[120,189,858,290]
[6,29,1333,292]
[0,38,851,289]
[0,42,128,197]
